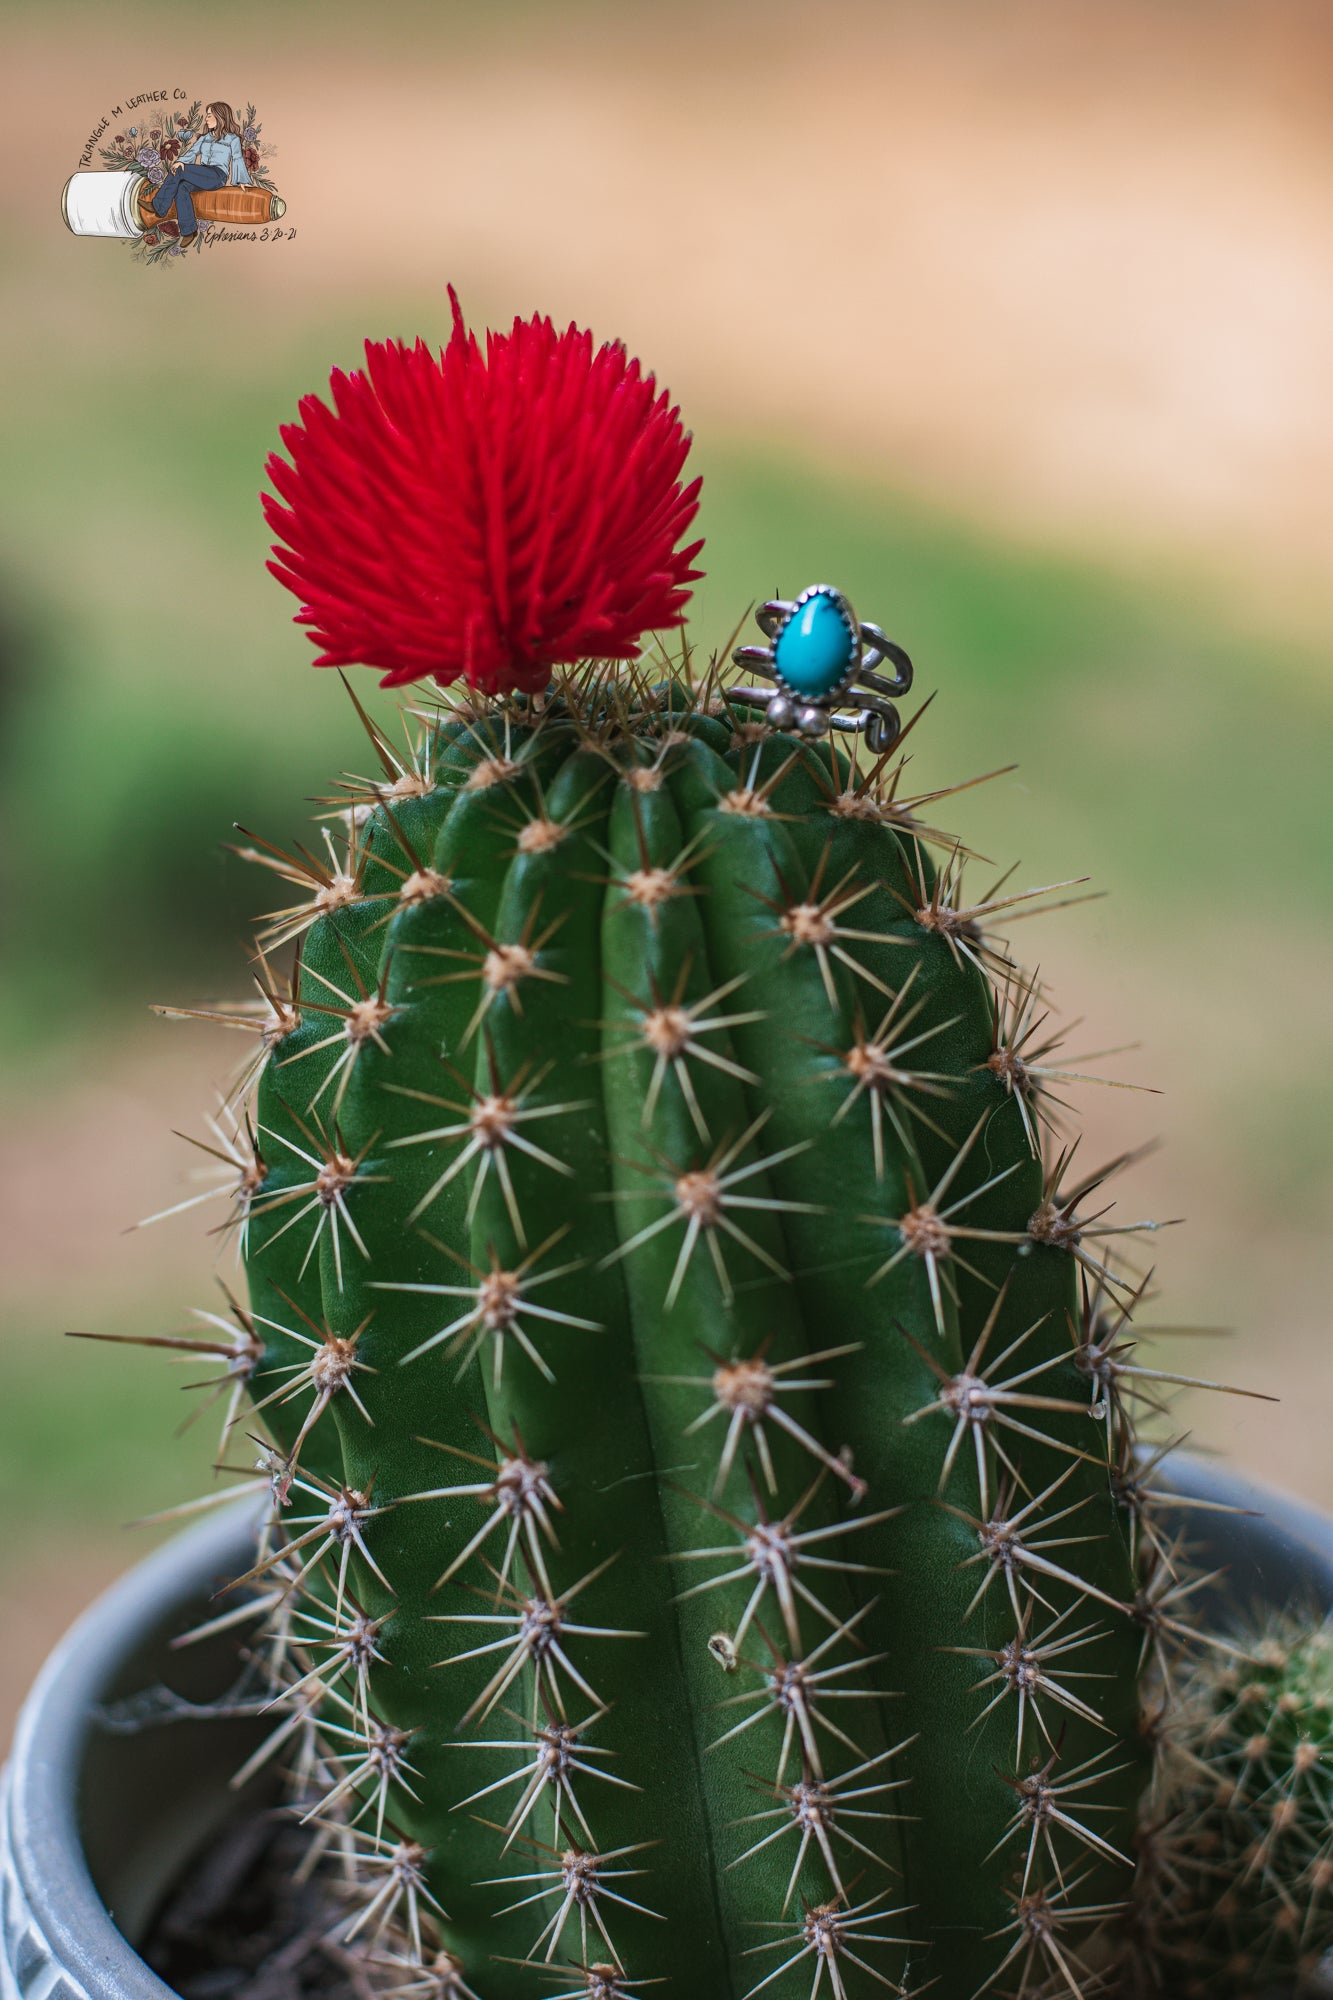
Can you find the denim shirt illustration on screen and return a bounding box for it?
[176,131,252,186]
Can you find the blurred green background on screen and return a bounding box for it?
[3,0,1332,1729]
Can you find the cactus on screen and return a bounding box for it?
[90,295,1290,1999]
[1132,1615,1333,1997]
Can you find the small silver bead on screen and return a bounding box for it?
[767,694,796,728]
[797,705,831,736]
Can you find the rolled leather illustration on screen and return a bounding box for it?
[62,168,287,237]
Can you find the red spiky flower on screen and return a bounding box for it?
[263,289,704,695]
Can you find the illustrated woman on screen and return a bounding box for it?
[151,100,251,242]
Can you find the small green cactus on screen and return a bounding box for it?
[1136,1616,1333,1998]
[89,300,1308,2000]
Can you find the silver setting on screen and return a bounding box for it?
[731,583,914,754]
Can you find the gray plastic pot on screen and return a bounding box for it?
[4,1461,1333,2000]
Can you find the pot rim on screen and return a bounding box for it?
[3,1503,261,2000]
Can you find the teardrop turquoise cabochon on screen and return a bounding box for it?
[772,588,857,697]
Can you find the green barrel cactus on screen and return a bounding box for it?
[92,299,1282,1999]
[237,665,1164,1999]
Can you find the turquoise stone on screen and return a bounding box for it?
[773,590,856,698]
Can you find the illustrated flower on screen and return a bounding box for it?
[149,127,162,142]
[129,126,137,137]
[161,138,180,163]
[243,144,260,171]
[160,218,180,238]
[137,146,160,170]
[264,289,704,695]
[143,229,160,247]
[242,124,257,144]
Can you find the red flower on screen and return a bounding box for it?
[243,144,260,171]
[263,288,703,694]
[160,218,180,239]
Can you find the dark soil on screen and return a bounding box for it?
[142,1812,366,2000]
